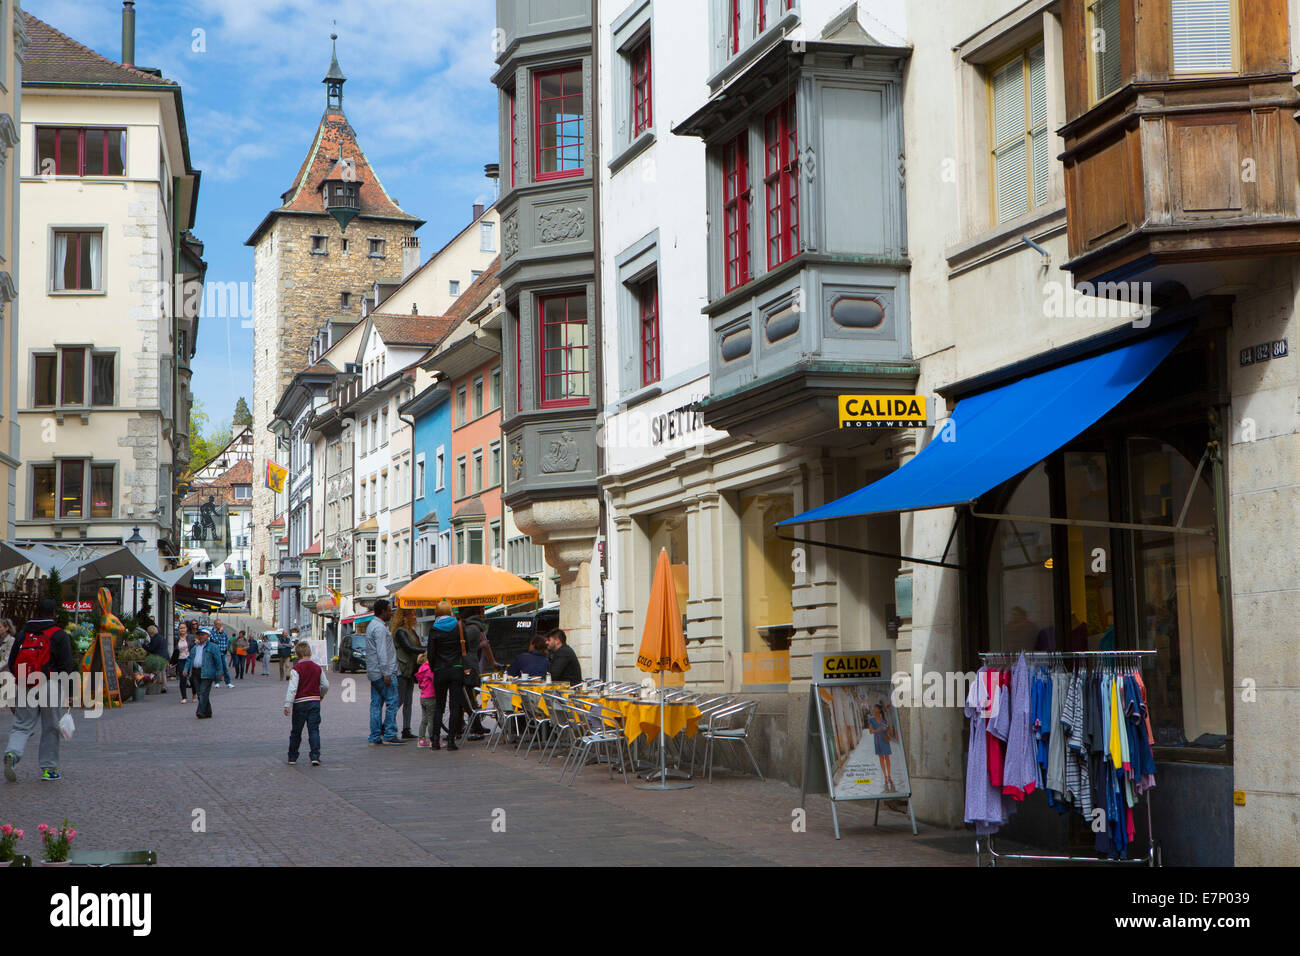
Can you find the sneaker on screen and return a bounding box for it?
[287,758,297,765]
[40,770,60,782]
[381,737,407,745]
[417,738,429,748]
[311,759,320,767]
[400,730,415,740]
[225,683,234,688]
[446,742,459,751]
[467,733,487,741]
[3,752,16,782]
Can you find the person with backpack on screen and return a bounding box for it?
[3,599,76,783]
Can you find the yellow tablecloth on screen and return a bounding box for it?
[578,698,701,744]
[480,681,572,712]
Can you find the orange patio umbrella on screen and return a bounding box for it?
[395,563,539,609]
[635,548,692,790]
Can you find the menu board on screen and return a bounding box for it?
[88,635,122,708]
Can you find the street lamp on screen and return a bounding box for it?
[125,527,147,556]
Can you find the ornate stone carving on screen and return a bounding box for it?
[803,145,817,184]
[503,214,519,258]
[537,206,585,243]
[539,432,580,473]
[511,437,525,481]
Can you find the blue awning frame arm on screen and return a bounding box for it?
[777,512,964,571]
[969,442,1217,538]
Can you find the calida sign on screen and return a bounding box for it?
[838,394,927,429]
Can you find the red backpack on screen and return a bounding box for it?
[13,625,58,686]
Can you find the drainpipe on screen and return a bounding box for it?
[590,0,608,681]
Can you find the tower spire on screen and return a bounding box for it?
[323,31,345,110]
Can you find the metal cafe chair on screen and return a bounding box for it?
[541,692,582,766]
[694,699,764,781]
[487,685,527,753]
[561,699,632,787]
[679,695,735,773]
[460,685,498,746]
[514,687,552,759]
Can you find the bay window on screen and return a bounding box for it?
[763,95,799,267]
[538,292,589,407]
[534,65,584,180]
[723,134,751,292]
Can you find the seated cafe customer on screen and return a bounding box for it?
[507,635,550,679]
[546,629,582,685]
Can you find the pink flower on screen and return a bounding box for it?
[1,825,10,835]
[14,830,22,839]
[37,824,48,833]
[67,830,76,840]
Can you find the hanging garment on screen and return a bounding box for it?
[1133,670,1156,746]
[965,667,1007,834]
[1032,666,1051,773]
[987,669,1009,787]
[1001,654,1040,801]
[1046,668,1069,800]
[1108,674,1124,770]
[1125,674,1157,794]
[1061,669,1092,819]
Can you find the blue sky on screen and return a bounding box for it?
[26,0,500,432]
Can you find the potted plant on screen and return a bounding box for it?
[0,824,24,865]
[37,820,74,865]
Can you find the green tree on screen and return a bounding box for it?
[232,396,253,429]
[187,399,232,474]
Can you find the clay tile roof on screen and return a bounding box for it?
[278,112,417,221]
[24,12,178,87]
[445,257,501,324]
[370,313,458,348]
[269,516,285,529]
[179,459,255,507]
[301,541,322,556]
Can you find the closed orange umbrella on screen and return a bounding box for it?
[635,548,692,790]
[395,563,538,609]
[636,548,690,674]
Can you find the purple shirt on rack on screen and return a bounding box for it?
[1001,654,1041,801]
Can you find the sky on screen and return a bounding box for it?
[25,0,501,433]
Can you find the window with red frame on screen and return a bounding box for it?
[764,95,799,268]
[639,276,660,386]
[538,293,589,407]
[631,38,652,137]
[757,0,766,32]
[730,0,742,53]
[36,127,126,176]
[508,91,518,187]
[52,230,103,291]
[723,133,751,292]
[534,66,584,180]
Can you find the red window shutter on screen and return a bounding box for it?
[640,278,660,386]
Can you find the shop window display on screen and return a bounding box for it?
[740,492,794,684]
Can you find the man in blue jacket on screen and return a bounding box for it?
[184,628,223,719]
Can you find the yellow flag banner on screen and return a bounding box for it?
[265,460,288,493]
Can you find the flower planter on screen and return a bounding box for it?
[133,687,146,703]
[41,860,69,866]
[145,681,162,696]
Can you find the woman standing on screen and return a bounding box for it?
[233,630,248,679]
[391,608,422,740]
[866,703,895,793]
[172,622,191,703]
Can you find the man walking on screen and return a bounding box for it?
[184,628,221,718]
[3,599,75,783]
[364,601,404,745]
[211,619,233,688]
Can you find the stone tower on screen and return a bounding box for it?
[246,37,422,624]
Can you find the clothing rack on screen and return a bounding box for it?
[973,650,1160,867]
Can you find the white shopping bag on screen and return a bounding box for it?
[58,711,75,740]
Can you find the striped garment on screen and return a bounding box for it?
[1061,669,1092,818]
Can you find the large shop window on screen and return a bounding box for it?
[534,66,584,180]
[538,292,589,407]
[31,461,113,520]
[982,435,1226,753]
[740,492,794,685]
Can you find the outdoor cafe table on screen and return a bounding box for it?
[575,695,702,744]
[480,680,573,711]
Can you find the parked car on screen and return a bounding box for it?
[260,630,292,661]
[336,631,367,673]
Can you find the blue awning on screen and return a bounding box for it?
[782,327,1188,524]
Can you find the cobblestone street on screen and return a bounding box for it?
[0,674,969,866]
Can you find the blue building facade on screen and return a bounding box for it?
[403,382,452,575]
